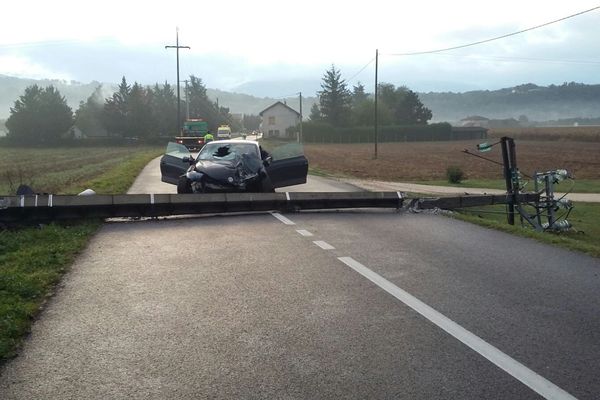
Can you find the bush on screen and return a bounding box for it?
[446,166,465,183]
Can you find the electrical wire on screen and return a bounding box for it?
[345,58,375,84]
[385,6,600,56]
[554,178,576,202]
[271,92,299,100]
[417,52,600,66]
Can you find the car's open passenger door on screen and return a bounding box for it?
[265,142,308,188]
[160,142,192,185]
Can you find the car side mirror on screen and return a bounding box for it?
[263,156,273,166]
[183,156,195,164]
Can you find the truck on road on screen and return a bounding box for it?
[174,119,209,150]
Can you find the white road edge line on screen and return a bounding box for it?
[313,240,335,250]
[337,256,578,400]
[286,192,291,201]
[270,212,296,225]
[296,229,314,237]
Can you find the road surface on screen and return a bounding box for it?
[1,159,599,399]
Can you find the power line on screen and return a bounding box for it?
[425,52,600,66]
[271,92,299,99]
[385,6,600,56]
[345,57,375,83]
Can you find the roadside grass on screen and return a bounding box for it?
[0,145,162,363]
[412,178,600,193]
[448,202,600,258]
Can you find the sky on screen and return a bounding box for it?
[1,0,600,96]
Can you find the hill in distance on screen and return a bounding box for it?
[2,75,600,124]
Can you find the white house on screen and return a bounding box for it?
[259,101,301,139]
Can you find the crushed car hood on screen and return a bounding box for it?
[194,160,239,182]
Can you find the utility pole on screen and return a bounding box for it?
[374,48,379,159]
[298,91,303,143]
[182,79,190,120]
[165,27,190,134]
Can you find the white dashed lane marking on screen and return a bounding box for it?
[337,256,577,400]
[271,211,577,398]
[313,240,335,250]
[270,212,296,225]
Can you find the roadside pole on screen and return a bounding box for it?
[298,91,303,143]
[165,28,190,133]
[374,49,379,159]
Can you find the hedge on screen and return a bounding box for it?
[301,122,487,143]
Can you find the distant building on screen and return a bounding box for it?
[68,125,84,139]
[460,115,490,128]
[259,101,301,139]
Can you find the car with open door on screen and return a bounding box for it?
[160,140,308,193]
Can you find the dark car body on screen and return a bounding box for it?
[160,140,308,193]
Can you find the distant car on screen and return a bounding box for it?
[160,140,308,193]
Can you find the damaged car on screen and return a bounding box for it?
[160,140,308,193]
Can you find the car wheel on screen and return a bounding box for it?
[177,177,192,194]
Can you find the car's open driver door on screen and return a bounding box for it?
[160,142,192,185]
[263,142,309,189]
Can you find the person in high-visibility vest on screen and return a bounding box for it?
[204,131,214,143]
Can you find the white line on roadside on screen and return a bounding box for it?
[270,212,296,225]
[313,240,335,250]
[286,192,291,201]
[296,229,314,237]
[337,256,577,400]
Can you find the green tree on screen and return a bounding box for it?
[309,102,321,121]
[6,85,73,143]
[150,82,178,136]
[75,85,106,137]
[351,98,393,126]
[186,75,217,129]
[127,82,155,138]
[103,76,131,137]
[318,65,351,127]
[378,83,432,125]
[351,82,368,107]
[242,114,261,131]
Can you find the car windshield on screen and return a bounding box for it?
[197,143,258,161]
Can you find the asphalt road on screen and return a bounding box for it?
[1,161,599,399]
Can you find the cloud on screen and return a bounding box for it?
[0,55,71,80]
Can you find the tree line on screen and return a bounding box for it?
[308,65,432,128]
[5,66,433,144]
[4,75,248,144]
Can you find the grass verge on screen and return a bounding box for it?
[0,146,162,363]
[449,202,600,258]
[413,178,600,194]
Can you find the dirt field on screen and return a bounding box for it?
[304,140,600,181]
